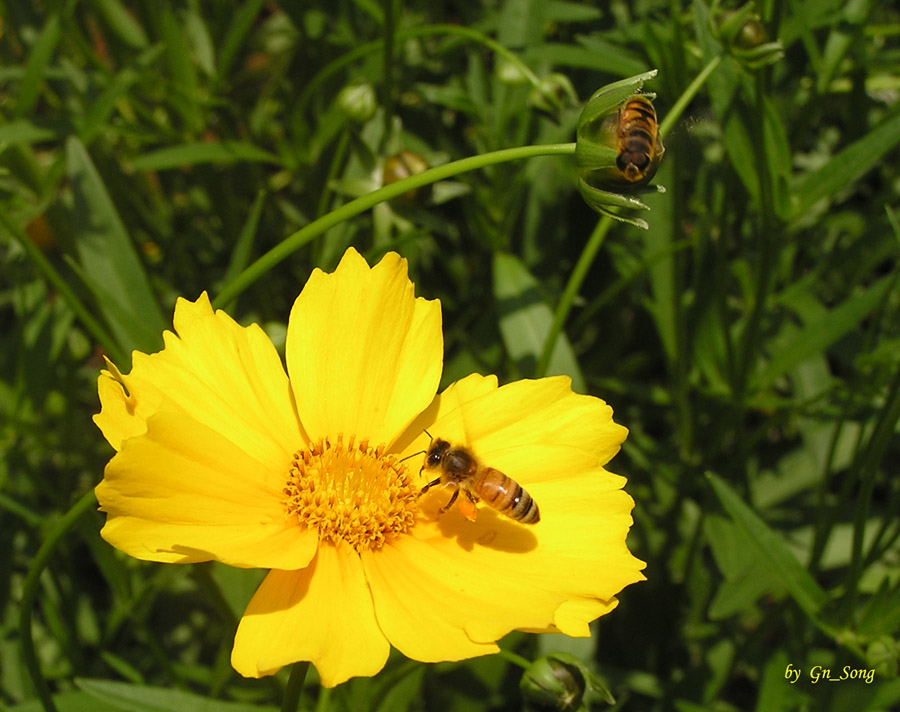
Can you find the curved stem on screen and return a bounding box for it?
[281,661,311,712]
[19,489,97,712]
[497,648,532,670]
[213,143,576,309]
[536,216,614,379]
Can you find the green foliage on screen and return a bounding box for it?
[2,0,900,711]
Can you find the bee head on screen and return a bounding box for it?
[425,438,451,469]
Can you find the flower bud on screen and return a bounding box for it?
[713,4,783,69]
[866,636,898,679]
[529,73,578,122]
[574,71,664,228]
[382,151,430,201]
[520,655,586,712]
[520,653,614,712]
[337,83,377,124]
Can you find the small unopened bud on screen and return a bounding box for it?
[866,637,898,679]
[337,83,377,123]
[520,653,614,712]
[382,151,430,201]
[713,5,783,69]
[529,73,578,122]
[521,656,585,712]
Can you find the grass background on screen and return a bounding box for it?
[2,0,900,710]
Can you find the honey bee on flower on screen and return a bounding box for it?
[93,247,644,687]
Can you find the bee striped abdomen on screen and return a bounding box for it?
[616,96,662,183]
[475,468,541,524]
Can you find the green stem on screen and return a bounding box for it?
[497,648,532,670]
[19,489,97,712]
[535,216,614,379]
[658,54,723,141]
[213,143,575,309]
[0,210,126,366]
[314,685,332,712]
[281,661,311,712]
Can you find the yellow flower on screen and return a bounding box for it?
[94,247,644,687]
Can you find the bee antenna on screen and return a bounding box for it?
[398,449,426,463]
[423,428,434,442]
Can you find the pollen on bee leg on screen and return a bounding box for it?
[283,435,421,552]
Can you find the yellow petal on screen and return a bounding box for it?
[96,412,316,569]
[232,542,390,687]
[382,373,643,647]
[360,539,500,663]
[93,293,302,478]
[368,471,644,648]
[286,248,442,448]
[407,374,628,484]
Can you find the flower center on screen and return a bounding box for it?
[284,435,420,552]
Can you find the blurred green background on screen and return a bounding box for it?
[2,0,900,710]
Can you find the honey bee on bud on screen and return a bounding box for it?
[419,438,540,524]
[613,95,664,185]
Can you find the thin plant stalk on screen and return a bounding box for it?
[213,143,576,309]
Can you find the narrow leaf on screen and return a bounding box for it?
[493,252,585,392]
[130,141,281,171]
[77,678,279,712]
[794,109,900,215]
[67,137,167,356]
[756,276,893,390]
[15,13,62,118]
[707,472,828,619]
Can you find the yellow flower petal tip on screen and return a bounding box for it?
[94,246,643,686]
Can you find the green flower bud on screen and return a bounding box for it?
[529,73,578,122]
[337,83,377,124]
[713,4,783,69]
[574,70,665,228]
[521,655,586,712]
[382,151,431,201]
[866,637,898,679]
[520,653,614,712]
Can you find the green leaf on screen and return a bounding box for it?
[794,109,900,216]
[755,276,894,390]
[130,141,281,171]
[0,119,59,146]
[78,45,166,145]
[15,12,62,118]
[707,472,828,619]
[158,4,203,133]
[67,137,167,356]
[91,0,150,49]
[76,678,280,712]
[216,0,267,82]
[493,252,585,392]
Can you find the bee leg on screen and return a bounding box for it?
[420,477,443,495]
[438,487,460,514]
